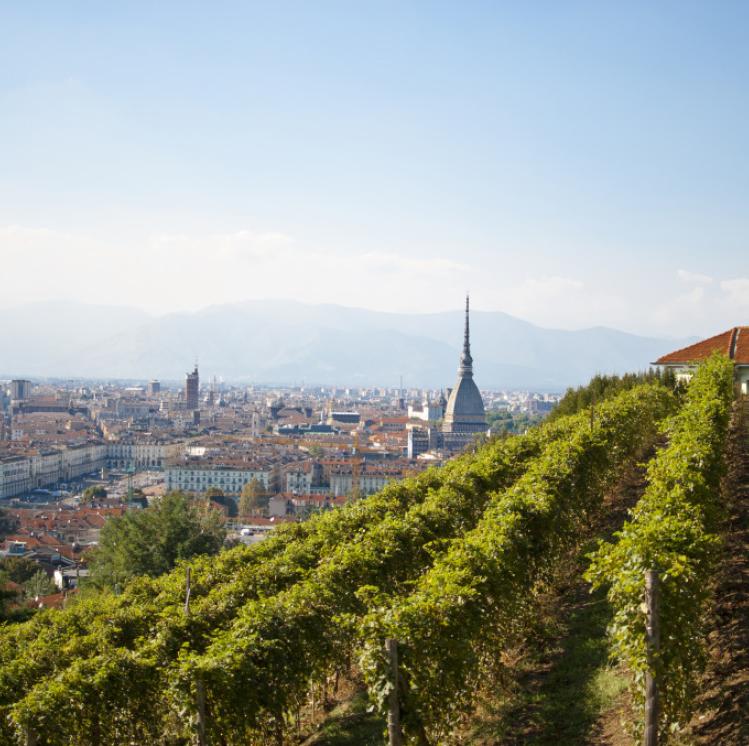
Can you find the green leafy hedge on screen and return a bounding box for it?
[359,383,675,742]
[586,355,734,739]
[0,405,578,745]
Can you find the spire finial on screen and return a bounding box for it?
[459,293,473,376]
[464,293,470,346]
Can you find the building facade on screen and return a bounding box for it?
[106,440,183,471]
[0,442,107,499]
[185,365,199,410]
[165,462,276,495]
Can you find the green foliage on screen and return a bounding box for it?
[485,409,545,435]
[0,383,678,745]
[548,368,677,423]
[178,414,586,742]
[88,492,226,589]
[0,558,41,624]
[22,570,55,600]
[359,384,675,742]
[0,451,449,743]
[307,444,324,459]
[585,355,734,740]
[0,402,583,745]
[83,485,107,500]
[239,477,268,516]
[206,489,238,518]
[0,556,39,585]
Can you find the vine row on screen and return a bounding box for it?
[1,404,580,744]
[359,384,675,742]
[586,355,734,740]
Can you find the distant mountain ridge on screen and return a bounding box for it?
[0,300,691,390]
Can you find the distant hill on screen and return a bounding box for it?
[0,300,691,390]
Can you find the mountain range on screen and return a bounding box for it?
[0,300,691,390]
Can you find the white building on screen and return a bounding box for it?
[107,441,183,471]
[0,442,107,499]
[165,462,275,496]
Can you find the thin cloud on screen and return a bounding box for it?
[677,269,714,285]
[719,277,749,308]
[360,251,471,274]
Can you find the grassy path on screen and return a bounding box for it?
[463,463,649,746]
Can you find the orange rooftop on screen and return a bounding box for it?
[653,326,749,393]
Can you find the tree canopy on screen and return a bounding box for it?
[0,508,18,539]
[238,478,268,517]
[83,485,107,500]
[548,368,677,422]
[88,492,226,589]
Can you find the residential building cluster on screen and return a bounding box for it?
[1,297,565,601]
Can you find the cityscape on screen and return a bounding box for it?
[0,297,559,600]
[2,3,747,745]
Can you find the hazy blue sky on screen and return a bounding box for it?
[1,2,747,337]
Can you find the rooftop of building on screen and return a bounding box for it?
[653,327,749,365]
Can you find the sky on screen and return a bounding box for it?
[1,1,748,338]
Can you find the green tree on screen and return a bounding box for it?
[238,478,268,517]
[205,488,238,518]
[23,570,56,599]
[0,558,39,622]
[88,492,226,589]
[0,579,15,617]
[307,444,324,459]
[83,485,107,500]
[0,556,39,584]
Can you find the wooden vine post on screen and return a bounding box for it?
[386,638,403,746]
[644,569,660,746]
[185,566,207,746]
[184,565,192,615]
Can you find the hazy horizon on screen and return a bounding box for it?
[0,296,698,341]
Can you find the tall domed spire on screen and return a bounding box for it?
[442,294,485,435]
[459,294,473,377]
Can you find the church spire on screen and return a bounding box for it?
[459,294,473,376]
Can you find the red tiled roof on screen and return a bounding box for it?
[654,327,749,365]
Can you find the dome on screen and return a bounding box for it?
[442,376,486,433]
[444,376,485,419]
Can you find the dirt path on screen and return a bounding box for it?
[465,458,652,746]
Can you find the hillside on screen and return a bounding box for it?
[0,360,739,744]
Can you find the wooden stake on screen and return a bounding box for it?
[644,569,660,746]
[184,565,191,616]
[386,639,403,746]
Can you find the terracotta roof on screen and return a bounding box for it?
[654,327,749,365]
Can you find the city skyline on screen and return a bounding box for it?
[2,3,749,338]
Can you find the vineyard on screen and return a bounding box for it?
[0,356,739,745]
